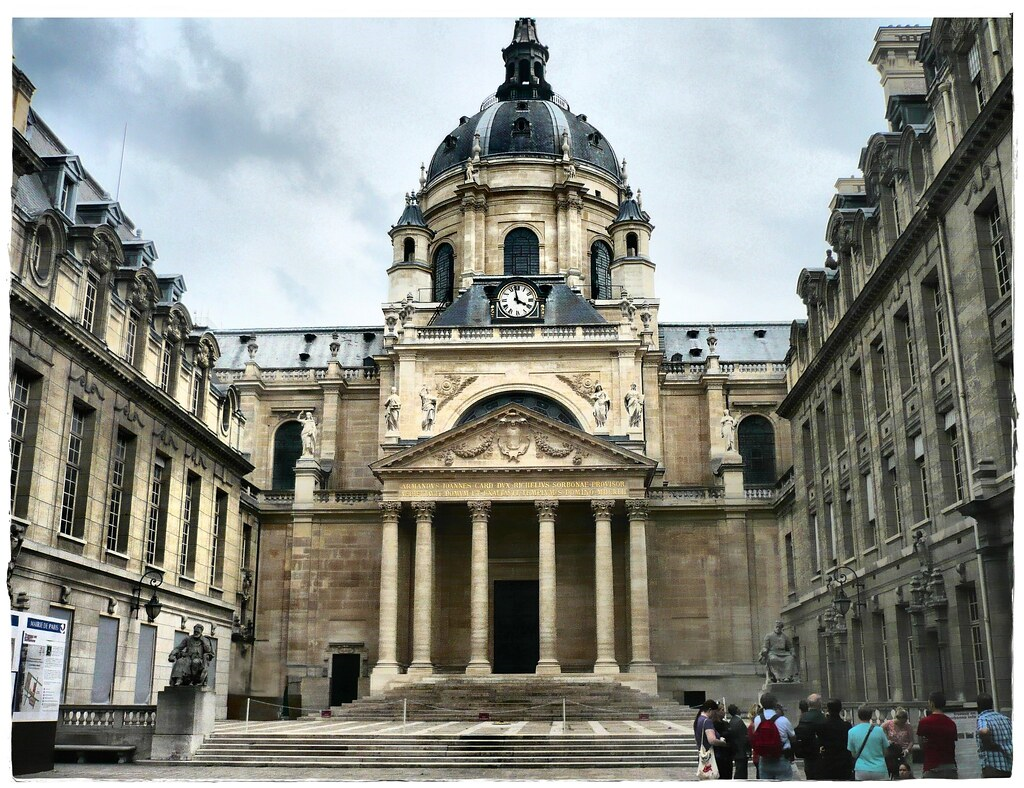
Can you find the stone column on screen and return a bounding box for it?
[625,499,655,673]
[535,500,561,675]
[408,501,436,676]
[371,502,402,684]
[466,500,492,675]
[592,499,619,674]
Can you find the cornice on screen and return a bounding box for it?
[779,73,1012,418]
[10,283,254,474]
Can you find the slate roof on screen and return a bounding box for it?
[432,277,607,327]
[613,193,648,223]
[394,200,428,229]
[211,327,385,371]
[660,323,791,362]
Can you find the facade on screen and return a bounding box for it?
[10,64,257,717]
[9,16,1012,725]
[777,18,1014,708]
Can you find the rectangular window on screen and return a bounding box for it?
[210,489,228,588]
[134,624,158,704]
[190,371,202,415]
[47,606,74,702]
[105,433,135,554]
[179,473,201,577]
[863,471,877,548]
[870,338,891,415]
[159,343,173,392]
[965,586,988,694]
[831,384,845,452]
[10,372,31,508]
[824,503,837,567]
[815,405,830,470]
[841,487,854,558]
[81,277,98,333]
[785,533,796,595]
[808,513,820,576]
[849,363,866,435]
[987,203,1011,297]
[894,310,918,389]
[124,313,139,363]
[877,613,893,700]
[946,418,965,503]
[59,176,74,215]
[968,41,985,109]
[892,189,902,235]
[145,456,169,565]
[90,616,119,703]
[60,406,92,538]
[801,421,815,482]
[242,522,253,570]
[880,454,902,538]
[931,283,949,360]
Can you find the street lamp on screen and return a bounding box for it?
[130,568,164,622]
[825,566,865,620]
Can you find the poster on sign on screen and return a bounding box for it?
[11,613,68,723]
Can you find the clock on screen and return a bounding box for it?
[496,281,538,319]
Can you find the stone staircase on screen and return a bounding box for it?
[192,730,697,768]
[329,675,691,721]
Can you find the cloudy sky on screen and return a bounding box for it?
[12,16,929,330]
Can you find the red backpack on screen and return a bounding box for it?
[750,713,784,760]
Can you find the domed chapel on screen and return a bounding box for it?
[212,18,793,711]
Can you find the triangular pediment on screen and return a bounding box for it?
[371,405,657,478]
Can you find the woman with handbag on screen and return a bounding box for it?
[882,708,915,778]
[696,701,730,780]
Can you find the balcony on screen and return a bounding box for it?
[401,324,626,345]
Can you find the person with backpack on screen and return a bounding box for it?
[818,698,854,780]
[793,693,826,779]
[847,705,890,780]
[749,691,795,780]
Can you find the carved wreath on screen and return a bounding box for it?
[534,433,588,466]
[441,432,496,466]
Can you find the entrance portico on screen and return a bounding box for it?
[369,406,658,694]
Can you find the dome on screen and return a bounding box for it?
[427,100,621,183]
[425,18,621,184]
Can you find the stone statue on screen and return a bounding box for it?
[420,386,437,432]
[465,160,479,184]
[913,529,932,569]
[384,387,401,433]
[758,619,798,683]
[720,408,737,452]
[564,161,576,182]
[624,383,645,428]
[707,324,718,355]
[619,290,636,321]
[168,624,215,687]
[591,383,611,428]
[300,411,317,457]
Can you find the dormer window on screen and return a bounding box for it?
[587,131,603,147]
[754,329,768,338]
[689,348,703,357]
[512,117,531,136]
[124,312,139,363]
[444,135,458,151]
[81,276,98,333]
[686,329,700,339]
[967,41,985,110]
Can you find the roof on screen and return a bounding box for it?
[660,323,791,362]
[432,277,608,327]
[613,191,649,223]
[427,99,621,182]
[393,197,428,229]
[211,327,385,370]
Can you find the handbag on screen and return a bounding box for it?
[698,740,720,780]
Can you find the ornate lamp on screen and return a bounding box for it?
[130,568,164,622]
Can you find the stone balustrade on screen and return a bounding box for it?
[405,324,629,344]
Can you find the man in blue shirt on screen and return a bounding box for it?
[976,693,1012,778]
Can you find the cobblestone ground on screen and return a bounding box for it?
[24,763,690,781]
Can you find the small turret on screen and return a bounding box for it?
[387,192,434,303]
[495,18,554,102]
[608,187,655,298]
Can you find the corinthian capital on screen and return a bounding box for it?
[412,501,436,521]
[534,500,559,520]
[467,500,491,521]
[591,499,615,519]
[379,501,402,523]
[625,499,649,521]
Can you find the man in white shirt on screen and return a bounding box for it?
[751,691,796,780]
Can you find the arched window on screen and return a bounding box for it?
[590,241,612,299]
[272,421,304,491]
[626,232,639,257]
[518,60,530,83]
[534,62,544,80]
[403,237,415,263]
[433,243,454,303]
[456,392,580,429]
[738,415,777,486]
[504,228,540,276]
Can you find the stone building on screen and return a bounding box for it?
[10,63,258,717]
[211,19,794,713]
[777,18,1013,708]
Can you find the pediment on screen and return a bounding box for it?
[372,405,657,477]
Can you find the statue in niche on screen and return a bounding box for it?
[758,619,798,683]
[420,386,437,432]
[720,408,737,452]
[168,624,216,687]
[591,383,611,428]
[384,387,402,433]
[624,383,645,428]
[300,411,318,457]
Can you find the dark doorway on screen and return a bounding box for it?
[330,653,360,705]
[493,580,539,674]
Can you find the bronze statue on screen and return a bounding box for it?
[169,624,215,687]
[758,619,798,683]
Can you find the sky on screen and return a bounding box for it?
[11,16,931,330]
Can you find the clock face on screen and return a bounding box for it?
[497,282,538,318]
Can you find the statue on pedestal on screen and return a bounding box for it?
[591,383,610,428]
[720,408,737,452]
[168,625,215,687]
[420,386,437,432]
[758,620,798,683]
[624,383,645,428]
[384,387,401,433]
[299,411,318,457]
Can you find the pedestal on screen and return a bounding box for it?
[762,681,807,717]
[293,456,322,503]
[718,451,745,498]
[150,685,217,761]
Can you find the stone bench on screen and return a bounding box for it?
[54,744,137,764]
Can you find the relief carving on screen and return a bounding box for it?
[496,415,530,463]
[557,372,597,401]
[71,368,106,401]
[436,374,479,408]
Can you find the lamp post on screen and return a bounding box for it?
[130,568,164,622]
[825,566,865,620]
